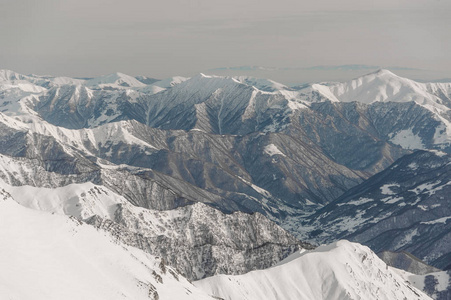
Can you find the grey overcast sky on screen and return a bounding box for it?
[1,0,450,82]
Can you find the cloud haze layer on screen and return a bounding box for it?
[1,0,450,81]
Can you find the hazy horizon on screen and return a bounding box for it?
[1,0,450,82]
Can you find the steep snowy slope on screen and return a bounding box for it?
[195,240,431,300]
[0,196,214,300]
[303,150,451,269]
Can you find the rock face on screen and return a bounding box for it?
[303,151,451,270]
[88,202,305,280]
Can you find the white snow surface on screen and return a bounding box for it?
[3,180,126,220]
[410,180,451,196]
[0,198,214,300]
[420,216,451,225]
[389,129,425,150]
[195,240,431,300]
[264,144,286,157]
[328,69,446,108]
[380,183,400,195]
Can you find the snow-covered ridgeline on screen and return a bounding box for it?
[195,240,431,300]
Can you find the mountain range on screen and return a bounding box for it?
[1,68,450,299]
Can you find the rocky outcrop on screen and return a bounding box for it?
[87,202,306,280]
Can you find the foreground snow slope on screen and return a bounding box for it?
[0,177,301,281]
[195,240,430,300]
[0,197,214,300]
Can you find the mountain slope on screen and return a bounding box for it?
[303,150,451,269]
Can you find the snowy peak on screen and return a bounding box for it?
[327,68,434,104]
[232,76,291,92]
[85,72,147,88]
[372,68,398,77]
[183,73,290,93]
[0,69,28,82]
[151,76,189,88]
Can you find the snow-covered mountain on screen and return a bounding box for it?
[307,69,451,150]
[0,68,416,214]
[327,69,451,107]
[195,240,431,300]
[0,68,450,232]
[0,68,450,299]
